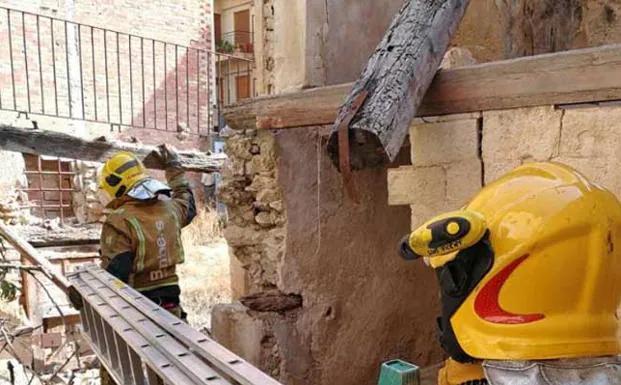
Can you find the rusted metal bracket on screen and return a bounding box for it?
[337,90,369,204]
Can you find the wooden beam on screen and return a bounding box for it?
[21,225,101,247]
[0,125,225,173]
[240,290,303,313]
[223,44,621,130]
[329,0,471,170]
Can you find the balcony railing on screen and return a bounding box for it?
[0,6,254,136]
[216,31,253,55]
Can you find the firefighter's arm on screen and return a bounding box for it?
[151,144,197,227]
[100,214,136,283]
[166,163,197,228]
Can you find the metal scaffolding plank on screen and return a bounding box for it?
[68,264,282,385]
[86,266,282,385]
[69,267,230,385]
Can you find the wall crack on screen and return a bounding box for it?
[553,107,566,159]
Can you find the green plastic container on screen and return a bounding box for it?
[377,359,420,385]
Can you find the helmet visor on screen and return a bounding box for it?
[126,178,171,200]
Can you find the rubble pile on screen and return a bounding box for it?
[0,189,33,225]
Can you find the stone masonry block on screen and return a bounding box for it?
[445,159,482,209]
[230,253,249,300]
[211,303,264,367]
[483,106,562,162]
[552,156,621,198]
[559,105,621,158]
[411,202,445,230]
[387,166,445,206]
[483,159,522,185]
[410,118,480,166]
[408,160,482,229]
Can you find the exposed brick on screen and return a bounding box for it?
[0,0,215,136]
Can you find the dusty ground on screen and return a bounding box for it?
[179,207,231,331]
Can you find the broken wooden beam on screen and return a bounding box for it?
[0,125,225,173]
[240,290,303,313]
[223,44,621,131]
[329,0,471,169]
[0,222,71,293]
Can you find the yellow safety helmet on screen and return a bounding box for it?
[400,162,621,362]
[99,151,148,199]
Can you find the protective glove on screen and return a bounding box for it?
[149,144,181,169]
[68,285,83,310]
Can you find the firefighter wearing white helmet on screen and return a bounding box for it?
[400,162,621,385]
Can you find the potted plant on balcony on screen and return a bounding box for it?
[218,40,234,53]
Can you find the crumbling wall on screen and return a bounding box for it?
[218,128,285,297]
[0,151,29,224]
[215,124,443,385]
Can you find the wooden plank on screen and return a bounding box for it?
[328,0,472,169]
[0,125,225,173]
[42,314,81,330]
[223,44,621,130]
[17,224,101,247]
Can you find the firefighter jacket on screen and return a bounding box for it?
[99,165,196,293]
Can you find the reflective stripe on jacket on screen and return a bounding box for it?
[100,165,196,292]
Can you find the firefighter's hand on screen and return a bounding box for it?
[68,285,83,310]
[150,144,181,169]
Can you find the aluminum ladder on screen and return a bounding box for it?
[67,264,282,385]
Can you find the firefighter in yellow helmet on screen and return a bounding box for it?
[70,145,196,385]
[96,146,195,315]
[399,162,621,385]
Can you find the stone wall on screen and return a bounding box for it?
[389,114,483,228]
[214,124,444,385]
[218,127,285,297]
[215,102,621,385]
[388,103,621,231]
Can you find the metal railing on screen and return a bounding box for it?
[216,31,254,55]
[0,6,254,136]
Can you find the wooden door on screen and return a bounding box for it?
[214,13,222,46]
[233,10,250,45]
[218,77,225,104]
[235,75,250,100]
